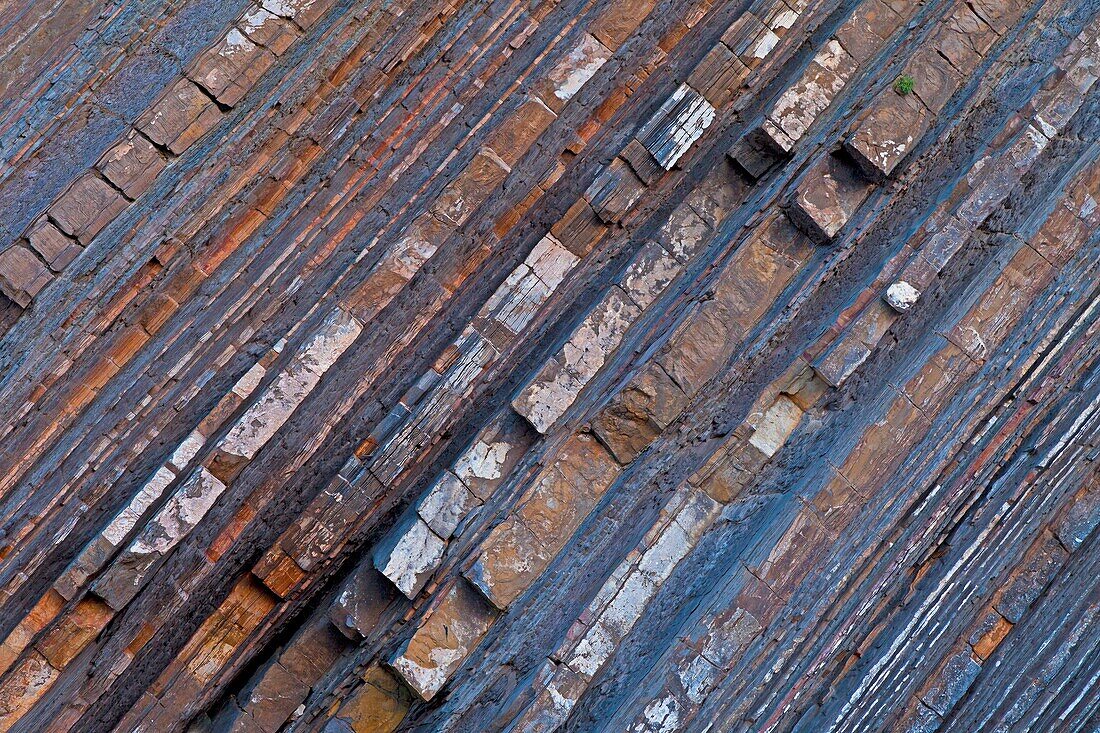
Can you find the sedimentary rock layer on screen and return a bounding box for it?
[0,0,1099,731]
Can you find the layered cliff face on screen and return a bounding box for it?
[0,0,1098,731]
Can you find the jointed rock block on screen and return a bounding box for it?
[845,90,930,181]
[97,131,167,199]
[137,78,224,154]
[27,219,81,271]
[687,44,749,108]
[389,582,497,700]
[589,0,657,50]
[788,153,874,242]
[0,245,52,307]
[834,0,903,62]
[585,159,646,224]
[50,173,128,244]
[374,514,446,598]
[239,6,300,55]
[637,84,716,169]
[536,34,612,112]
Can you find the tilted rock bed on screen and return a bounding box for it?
[0,0,1099,731]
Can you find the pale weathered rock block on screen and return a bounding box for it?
[509,661,586,733]
[656,204,711,262]
[388,582,497,700]
[374,515,447,599]
[101,466,178,546]
[451,414,533,500]
[637,521,691,585]
[132,468,227,556]
[566,620,617,678]
[599,571,657,639]
[220,362,322,459]
[297,308,363,376]
[232,362,268,399]
[260,0,330,28]
[767,42,852,145]
[525,234,578,290]
[748,395,803,457]
[620,241,682,310]
[417,472,479,539]
[537,34,612,112]
[95,468,227,609]
[515,287,642,435]
[239,6,300,55]
[638,84,717,169]
[168,431,206,473]
[559,287,641,384]
[512,355,585,434]
[480,266,552,345]
[884,280,921,311]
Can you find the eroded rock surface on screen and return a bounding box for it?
[0,1,1098,732]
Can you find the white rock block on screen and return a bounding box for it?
[748,395,803,457]
[297,307,363,376]
[101,466,177,546]
[374,515,447,599]
[220,361,322,459]
[884,280,921,311]
[417,472,479,538]
[525,234,578,290]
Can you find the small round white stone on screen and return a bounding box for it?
[885,281,921,311]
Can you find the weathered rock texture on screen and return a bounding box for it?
[0,0,1099,731]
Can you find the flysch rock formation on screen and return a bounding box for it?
[0,0,1099,731]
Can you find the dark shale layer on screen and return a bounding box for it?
[0,1,1099,732]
